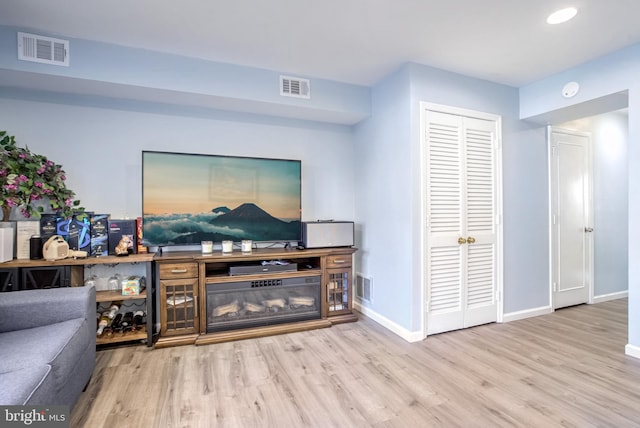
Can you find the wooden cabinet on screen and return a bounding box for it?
[156,261,200,347]
[0,254,155,347]
[154,247,357,347]
[324,254,356,323]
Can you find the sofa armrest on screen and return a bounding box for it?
[0,286,95,333]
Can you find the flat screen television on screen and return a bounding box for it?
[142,151,302,248]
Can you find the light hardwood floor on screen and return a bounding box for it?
[71,299,640,427]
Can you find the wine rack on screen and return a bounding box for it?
[95,289,149,345]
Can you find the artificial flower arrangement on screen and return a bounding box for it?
[1,130,83,222]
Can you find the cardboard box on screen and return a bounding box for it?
[68,212,91,253]
[39,214,58,242]
[0,227,14,262]
[136,217,147,254]
[56,218,70,240]
[90,214,110,256]
[121,276,146,296]
[108,219,137,255]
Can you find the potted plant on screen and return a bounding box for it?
[1,130,83,222]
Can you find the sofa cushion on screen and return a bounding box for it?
[0,318,90,391]
[0,365,55,405]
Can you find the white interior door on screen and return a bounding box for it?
[424,106,501,335]
[549,128,593,309]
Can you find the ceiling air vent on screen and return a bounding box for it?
[280,76,310,99]
[17,32,69,66]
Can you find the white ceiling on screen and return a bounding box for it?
[1,0,640,87]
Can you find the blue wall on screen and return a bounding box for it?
[558,112,629,298]
[1,23,636,350]
[354,63,547,336]
[520,43,639,354]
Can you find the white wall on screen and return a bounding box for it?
[0,97,357,223]
[559,111,629,298]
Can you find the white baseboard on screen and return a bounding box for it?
[625,344,640,360]
[502,305,553,323]
[354,301,423,343]
[592,290,628,304]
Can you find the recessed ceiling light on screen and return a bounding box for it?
[547,7,578,24]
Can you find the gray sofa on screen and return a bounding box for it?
[0,285,96,409]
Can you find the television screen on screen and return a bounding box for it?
[142,151,302,247]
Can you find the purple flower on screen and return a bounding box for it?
[19,153,27,159]
[34,181,43,188]
[6,199,16,207]
[4,184,17,191]
[19,207,30,218]
[37,166,46,174]
[18,175,28,182]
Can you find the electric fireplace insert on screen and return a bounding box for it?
[206,275,321,333]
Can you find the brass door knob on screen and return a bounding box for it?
[458,237,467,245]
[467,237,476,244]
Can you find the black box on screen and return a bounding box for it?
[90,214,110,256]
[39,214,59,242]
[229,263,298,276]
[108,219,137,255]
[68,212,91,252]
[56,218,70,240]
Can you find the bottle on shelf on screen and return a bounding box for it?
[132,310,145,330]
[106,303,120,319]
[107,313,123,335]
[121,312,134,332]
[96,312,111,336]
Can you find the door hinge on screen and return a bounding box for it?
[553,282,557,292]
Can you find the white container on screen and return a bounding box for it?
[201,240,213,254]
[222,240,233,254]
[241,240,252,253]
[0,227,14,263]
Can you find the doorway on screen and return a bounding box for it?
[548,127,593,309]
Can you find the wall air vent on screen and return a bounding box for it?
[17,32,69,66]
[280,75,310,99]
[356,274,373,303]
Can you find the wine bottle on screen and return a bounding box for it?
[109,313,123,333]
[96,312,110,336]
[121,312,134,332]
[107,303,119,319]
[132,310,145,330]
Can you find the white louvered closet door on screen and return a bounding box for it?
[425,109,499,336]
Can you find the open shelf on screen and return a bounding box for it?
[96,289,147,303]
[96,327,147,345]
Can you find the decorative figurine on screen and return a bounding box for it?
[115,236,131,256]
